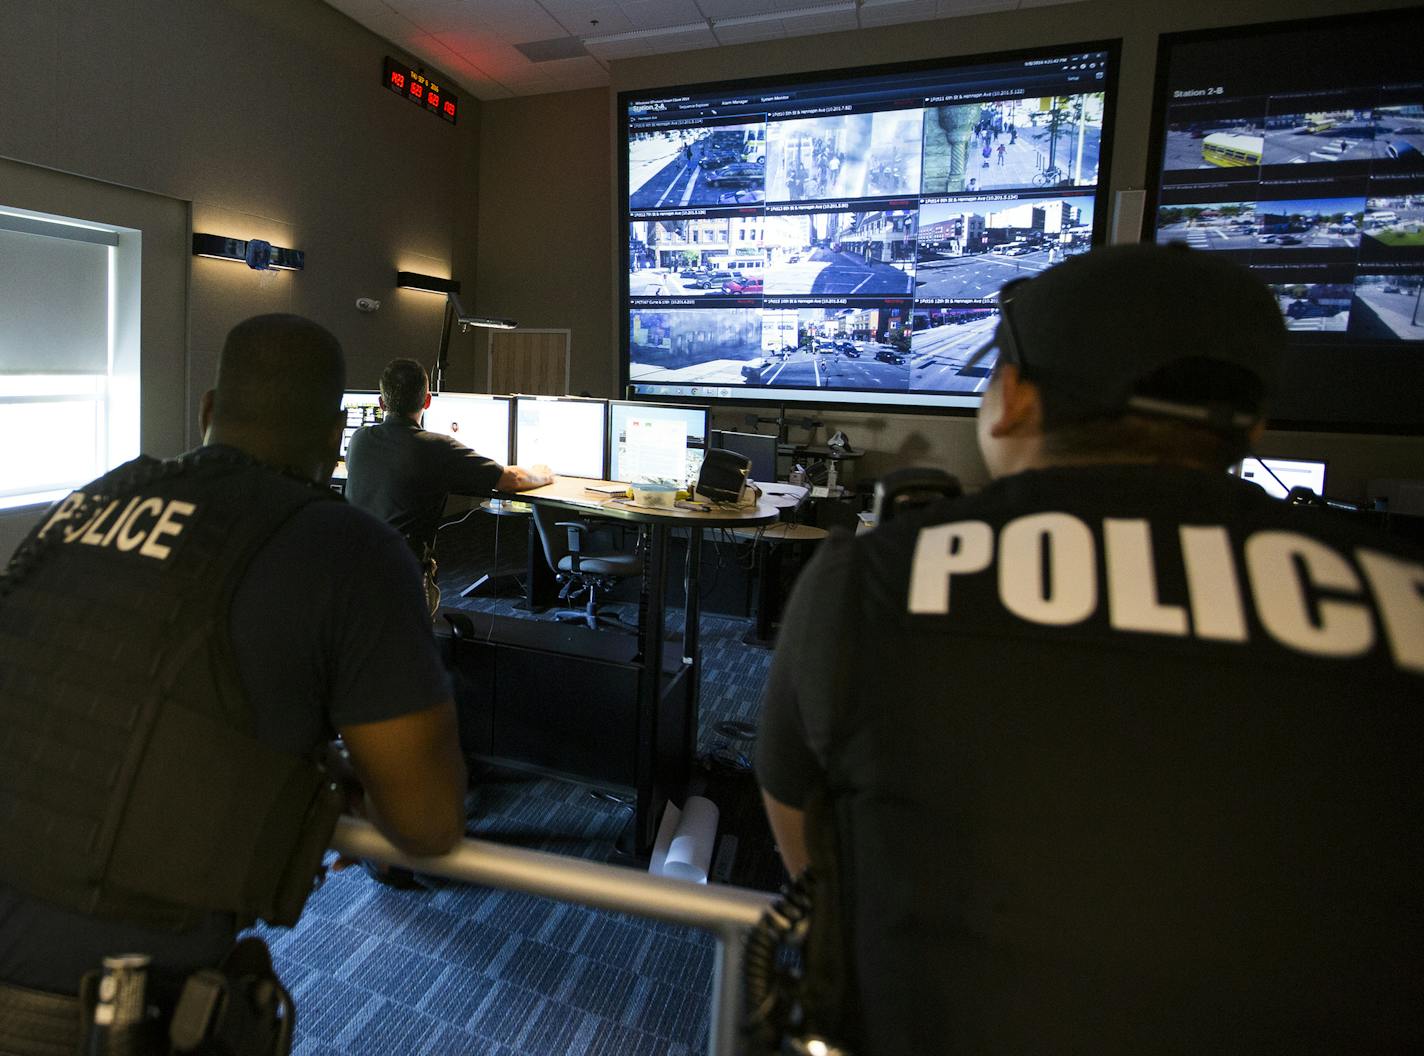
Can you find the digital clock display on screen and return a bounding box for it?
[383,56,458,125]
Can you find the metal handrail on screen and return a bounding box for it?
[331,817,774,1056]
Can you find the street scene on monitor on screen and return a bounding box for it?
[915,195,1094,300]
[921,93,1105,193]
[629,123,767,210]
[1156,199,1365,251]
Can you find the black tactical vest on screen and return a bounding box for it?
[0,449,345,931]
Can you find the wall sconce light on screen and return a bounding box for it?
[193,233,304,271]
[396,270,461,294]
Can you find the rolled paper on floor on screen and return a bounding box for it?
[659,796,719,885]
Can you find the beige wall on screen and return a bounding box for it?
[476,0,1422,498]
[0,0,482,553]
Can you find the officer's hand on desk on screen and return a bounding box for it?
[497,464,555,491]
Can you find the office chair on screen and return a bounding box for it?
[530,504,644,632]
[871,467,962,525]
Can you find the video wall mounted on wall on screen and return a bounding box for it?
[619,42,1120,413]
[1144,8,1424,432]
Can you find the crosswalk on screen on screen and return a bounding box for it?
[619,42,1119,412]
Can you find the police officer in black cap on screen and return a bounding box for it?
[0,315,467,1053]
[755,244,1423,1053]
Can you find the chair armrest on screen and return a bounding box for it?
[557,520,588,571]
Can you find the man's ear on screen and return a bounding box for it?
[1246,418,1267,447]
[199,390,216,440]
[422,390,432,410]
[377,395,387,413]
[986,364,1043,438]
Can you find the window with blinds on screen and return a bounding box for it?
[0,209,135,510]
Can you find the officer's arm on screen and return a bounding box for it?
[762,791,810,877]
[497,464,554,492]
[339,701,467,856]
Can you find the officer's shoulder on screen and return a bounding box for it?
[288,496,408,551]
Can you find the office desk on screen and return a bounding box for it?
[507,476,779,856]
[731,522,829,647]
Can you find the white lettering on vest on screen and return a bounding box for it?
[79,500,121,547]
[1105,518,1188,636]
[100,496,141,547]
[999,512,1095,626]
[116,498,164,552]
[908,520,993,614]
[138,500,195,560]
[39,492,86,540]
[1356,548,1424,674]
[1179,525,1248,642]
[1246,531,1373,659]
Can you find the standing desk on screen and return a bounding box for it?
[507,476,779,856]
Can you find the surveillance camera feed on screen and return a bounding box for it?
[1147,9,1424,430]
[621,43,1118,411]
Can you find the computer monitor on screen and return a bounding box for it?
[1235,456,1328,500]
[710,429,779,484]
[424,392,513,466]
[513,395,609,479]
[339,390,382,459]
[608,401,710,488]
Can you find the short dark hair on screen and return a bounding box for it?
[213,314,344,443]
[380,358,429,417]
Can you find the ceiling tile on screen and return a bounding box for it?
[711,21,788,45]
[937,0,1016,12]
[583,37,654,59]
[695,0,775,18]
[548,4,635,38]
[617,0,707,30]
[323,0,397,20]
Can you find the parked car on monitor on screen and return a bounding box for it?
[721,276,763,294]
[692,271,734,289]
[705,162,765,188]
[875,348,907,365]
[741,359,770,383]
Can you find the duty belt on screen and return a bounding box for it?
[0,980,80,1056]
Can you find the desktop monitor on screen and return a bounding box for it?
[424,392,512,466]
[710,430,778,484]
[608,401,710,488]
[339,390,382,459]
[1235,456,1328,500]
[513,395,609,479]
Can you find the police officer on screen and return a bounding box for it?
[755,245,1423,1053]
[345,358,552,614]
[0,315,468,1053]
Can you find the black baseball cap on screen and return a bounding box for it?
[965,243,1287,432]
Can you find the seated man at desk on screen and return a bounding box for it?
[346,358,551,612]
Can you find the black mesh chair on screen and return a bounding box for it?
[871,467,962,525]
[530,504,643,631]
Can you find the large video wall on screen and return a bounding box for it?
[1145,8,1424,430]
[620,43,1118,411]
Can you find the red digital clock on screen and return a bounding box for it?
[383,56,458,125]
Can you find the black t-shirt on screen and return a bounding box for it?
[757,464,1424,1053]
[345,415,504,552]
[0,494,450,993]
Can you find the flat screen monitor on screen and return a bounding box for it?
[608,400,709,487]
[619,40,1120,414]
[424,392,512,466]
[1144,8,1424,432]
[339,390,382,459]
[710,429,779,484]
[513,395,609,479]
[1235,456,1328,500]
